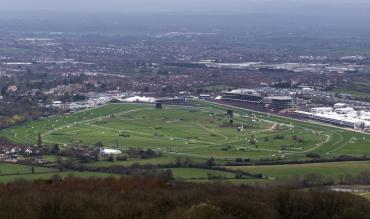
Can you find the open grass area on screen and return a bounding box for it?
[198,101,370,159]
[0,171,119,183]
[0,162,56,175]
[203,85,235,92]
[2,102,370,162]
[85,156,177,167]
[334,80,370,99]
[2,102,370,183]
[170,168,235,179]
[0,103,333,161]
[0,162,119,183]
[225,161,370,180]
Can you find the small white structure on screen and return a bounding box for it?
[297,104,370,130]
[355,121,370,130]
[100,148,122,155]
[52,101,63,107]
[334,103,348,109]
[311,107,333,114]
[334,107,354,114]
[121,96,156,103]
[302,87,314,93]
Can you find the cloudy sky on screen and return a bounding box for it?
[2,0,370,13]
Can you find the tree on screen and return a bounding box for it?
[37,132,42,148]
[306,153,320,159]
[94,141,104,149]
[50,144,60,155]
[292,135,298,141]
[107,155,114,162]
[206,157,216,168]
[229,119,234,125]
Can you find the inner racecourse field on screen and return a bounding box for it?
[1,102,370,161]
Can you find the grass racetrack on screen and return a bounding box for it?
[1,102,370,161]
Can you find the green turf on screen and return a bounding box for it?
[0,171,120,183]
[0,162,119,183]
[2,102,370,162]
[334,80,370,99]
[170,168,235,179]
[85,156,177,167]
[3,102,370,183]
[0,162,56,175]
[225,161,370,180]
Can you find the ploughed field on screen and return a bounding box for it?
[2,102,369,161]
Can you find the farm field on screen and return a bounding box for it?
[225,161,370,181]
[333,80,370,99]
[170,168,235,179]
[0,162,55,175]
[0,162,118,183]
[1,102,370,161]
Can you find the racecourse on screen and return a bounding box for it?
[1,102,369,161]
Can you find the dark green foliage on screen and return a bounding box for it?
[306,153,321,159]
[94,141,104,148]
[127,148,160,159]
[274,135,285,140]
[0,178,369,219]
[37,132,42,148]
[206,157,216,168]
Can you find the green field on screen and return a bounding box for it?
[2,102,370,161]
[0,162,55,175]
[334,80,370,99]
[0,103,347,161]
[225,161,370,180]
[170,168,235,179]
[2,102,370,183]
[0,162,118,183]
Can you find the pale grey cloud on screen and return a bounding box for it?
[1,0,370,13]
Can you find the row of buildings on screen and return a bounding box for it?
[219,89,295,110]
[296,103,370,130]
[217,88,370,131]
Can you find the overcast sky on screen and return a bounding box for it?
[2,0,370,14]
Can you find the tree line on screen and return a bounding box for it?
[0,177,369,219]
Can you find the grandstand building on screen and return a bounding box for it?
[263,96,295,109]
[296,105,370,130]
[156,97,187,105]
[221,89,263,103]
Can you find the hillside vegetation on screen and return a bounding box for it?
[0,177,369,219]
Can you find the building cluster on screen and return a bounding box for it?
[0,145,44,163]
[296,103,370,130]
[198,60,362,74]
[219,89,295,110]
[215,88,370,131]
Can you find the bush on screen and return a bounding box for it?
[274,135,285,140]
[116,155,128,161]
[306,153,320,159]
